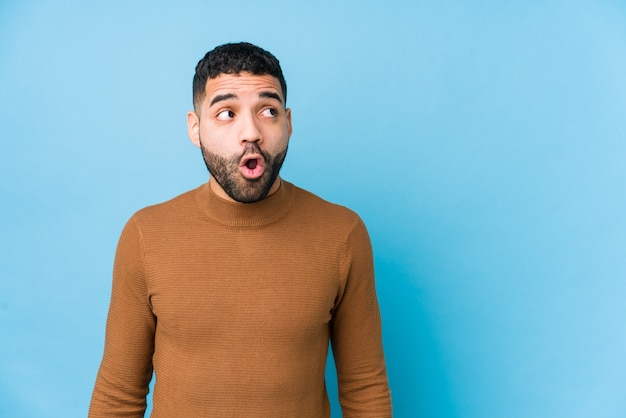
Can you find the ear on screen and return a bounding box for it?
[187,110,201,148]
[286,107,293,137]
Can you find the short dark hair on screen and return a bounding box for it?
[192,42,287,112]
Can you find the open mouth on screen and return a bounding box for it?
[245,158,258,170]
[240,154,265,179]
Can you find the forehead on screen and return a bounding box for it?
[204,73,284,103]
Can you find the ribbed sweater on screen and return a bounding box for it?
[89,180,391,417]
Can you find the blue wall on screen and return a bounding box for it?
[1,1,625,417]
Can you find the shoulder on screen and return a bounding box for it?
[129,184,203,226]
[287,182,365,231]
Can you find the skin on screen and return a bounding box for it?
[187,72,293,203]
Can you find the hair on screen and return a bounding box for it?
[192,42,287,112]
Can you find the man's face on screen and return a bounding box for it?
[187,72,292,203]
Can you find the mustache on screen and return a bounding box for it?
[239,142,269,161]
[198,135,279,165]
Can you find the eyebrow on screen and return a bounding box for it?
[259,91,284,105]
[209,91,284,107]
[210,93,237,107]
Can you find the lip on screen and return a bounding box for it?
[239,153,266,180]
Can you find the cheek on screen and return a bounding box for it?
[265,125,290,149]
[199,126,233,151]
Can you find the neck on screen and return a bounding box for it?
[196,179,294,228]
[209,176,282,203]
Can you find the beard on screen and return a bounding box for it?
[199,140,288,203]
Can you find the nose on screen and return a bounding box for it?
[239,111,262,145]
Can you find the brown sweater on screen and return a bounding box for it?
[89,180,391,417]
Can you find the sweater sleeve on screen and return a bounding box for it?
[331,216,392,417]
[89,216,155,417]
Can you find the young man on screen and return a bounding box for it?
[89,42,392,417]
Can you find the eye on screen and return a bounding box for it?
[260,108,278,118]
[216,110,235,120]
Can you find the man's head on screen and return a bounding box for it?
[187,43,292,204]
[192,42,287,114]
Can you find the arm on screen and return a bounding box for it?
[331,216,392,417]
[89,216,156,417]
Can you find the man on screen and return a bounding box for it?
[89,42,391,417]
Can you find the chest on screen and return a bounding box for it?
[142,224,344,345]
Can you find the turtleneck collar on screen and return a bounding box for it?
[195,179,295,228]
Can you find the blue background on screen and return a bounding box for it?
[1,1,625,417]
